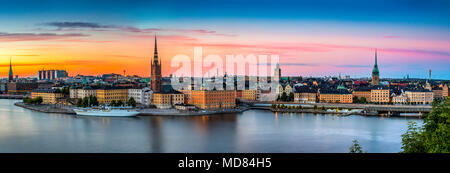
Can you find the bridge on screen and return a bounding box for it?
[239,99,433,116]
[363,105,432,116]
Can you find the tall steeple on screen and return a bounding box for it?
[371,49,380,85]
[150,35,162,93]
[153,35,159,65]
[8,57,13,82]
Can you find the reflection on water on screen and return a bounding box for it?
[0,99,421,153]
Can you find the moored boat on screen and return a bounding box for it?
[73,107,139,117]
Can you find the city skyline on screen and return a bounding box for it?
[0,0,449,79]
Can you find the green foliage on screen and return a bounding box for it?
[281,92,287,102]
[117,100,124,106]
[128,97,137,108]
[288,92,294,102]
[314,105,318,110]
[23,97,43,104]
[60,87,70,95]
[110,100,117,107]
[401,98,450,153]
[76,95,99,107]
[349,139,365,153]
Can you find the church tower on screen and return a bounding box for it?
[8,57,13,82]
[371,49,380,85]
[274,63,281,82]
[151,36,162,92]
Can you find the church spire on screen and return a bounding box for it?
[153,35,159,64]
[375,48,378,67]
[8,57,13,82]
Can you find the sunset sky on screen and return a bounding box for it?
[0,0,449,79]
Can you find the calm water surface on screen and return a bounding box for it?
[0,99,422,153]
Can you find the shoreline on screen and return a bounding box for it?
[14,102,424,118]
[14,102,249,116]
[14,102,76,114]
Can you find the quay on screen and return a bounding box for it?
[245,101,432,117]
[0,95,26,99]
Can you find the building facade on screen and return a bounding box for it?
[70,87,97,99]
[319,90,353,103]
[352,88,371,102]
[38,70,68,81]
[152,92,185,109]
[370,88,390,103]
[294,92,317,103]
[236,89,257,101]
[189,90,236,110]
[128,87,153,106]
[31,89,64,104]
[96,88,128,104]
[7,82,38,95]
[405,90,434,104]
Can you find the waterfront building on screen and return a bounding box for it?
[371,49,380,85]
[96,88,128,104]
[236,89,257,101]
[392,94,408,104]
[70,87,97,99]
[294,86,317,103]
[352,87,371,102]
[276,83,293,96]
[128,87,153,106]
[8,58,13,82]
[370,87,390,103]
[405,90,434,104]
[31,89,64,104]
[38,70,68,81]
[152,91,184,109]
[189,90,236,110]
[6,82,38,95]
[319,89,353,103]
[151,36,162,93]
[431,84,448,99]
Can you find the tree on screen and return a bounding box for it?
[110,100,117,107]
[76,99,83,107]
[353,96,360,103]
[314,105,318,110]
[349,139,365,153]
[288,92,294,102]
[360,97,367,104]
[117,100,124,106]
[128,97,137,108]
[281,92,287,102]
[401,98,449,153]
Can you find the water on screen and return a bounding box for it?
[0,99,422,153]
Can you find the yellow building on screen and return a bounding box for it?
[370,89,390,103]
[96,88,128,104]
[294,92,316,103]
[236,89,257,101]
[405,90,434,104]
[319,90,352,103]
[190,90,236,110]
[31,89,64,104]
[152,92,185,109]
[352,89,371,102]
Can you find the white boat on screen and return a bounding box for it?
[73,107,139,117]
